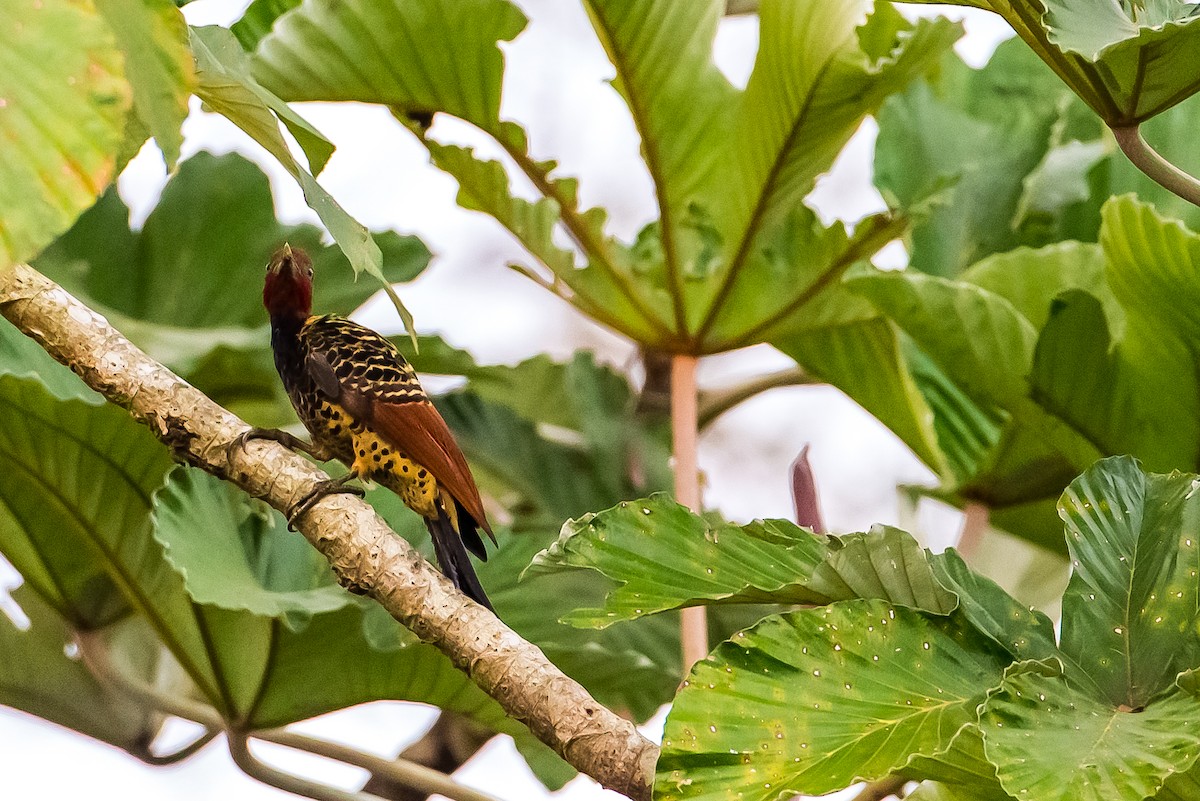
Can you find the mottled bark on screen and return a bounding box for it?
[0,264,658,801]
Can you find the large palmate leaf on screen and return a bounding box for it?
[1057,456,1200,707]
[874,40,1080,278]
[529,495,956,627]
[901,0,1200,125]
[246,0,956,345]
[250,0,674,345]
[94,0,194,168]
[0,376,174,630]
[980,661,1200,801]
[656,600,1011,800]
[877,37,1200,280]
[0,584,161,752]
[693,3,960,333]
[0,0,131,271]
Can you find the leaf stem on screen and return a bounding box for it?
[265,728,503,801]
[698,366,816,430]
[1112,125,1200,208]
[957,502,989,561]
[495,140,676,344]
[76,631,504,801]
[851,776,909,801]
[672,354,708,669]
[134,729,220,766]
[228,731,381,801]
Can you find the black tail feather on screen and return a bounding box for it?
[426,506,493,611]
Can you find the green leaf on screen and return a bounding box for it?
[980,660,1200,801]
[249,0,524,133]
[874,40,1085,277]
[0,584,160,751]
[230,0,298,50]
[0,0,131,270]
[903,340,1004,486]
[1097,195,1200,470]
[1046,2,1200,121]
[31,153,428,426]
[656,600,1011,800]
[582,0,736,325]
[421,141,667,344]
[1029,289,1134,458]
[1013,139,1109,234]
[707,3,959,267]
[773,316,946,474]
[930,549,1060,664]
[94,0,194,168]
[849,263,1103,505]
[902,0,1200,124]
[153,469,353,627]
[1057,456,1200,707]
[959,241,1113,332]
[905,781,1014,801]
[902,726,1014,799]
[690,3,959,339]
[0,318,96,402]
[530,496,957,627]
[849,268,1037,406]
[0,375,174,630]
[189,25,418,341]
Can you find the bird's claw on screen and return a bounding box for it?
[286,477,365,531]
[225,427,279,466]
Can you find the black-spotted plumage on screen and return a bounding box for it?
[263,246,495,608]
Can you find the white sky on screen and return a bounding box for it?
[1,3,1015,800]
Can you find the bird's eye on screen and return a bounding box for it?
[307,268,314,277]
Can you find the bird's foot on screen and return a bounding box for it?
[287,474,365,531]
[226,427,322,465]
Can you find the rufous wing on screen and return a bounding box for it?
[369,399,495,543]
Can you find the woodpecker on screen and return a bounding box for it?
[232,244,495,609]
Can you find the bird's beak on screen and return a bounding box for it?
[268,243,299,277]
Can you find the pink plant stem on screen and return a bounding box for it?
[672,354,708,670]
[957,502,989,560]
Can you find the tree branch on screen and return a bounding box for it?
[0,264,658,800]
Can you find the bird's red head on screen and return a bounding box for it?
[263,244,313,323]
